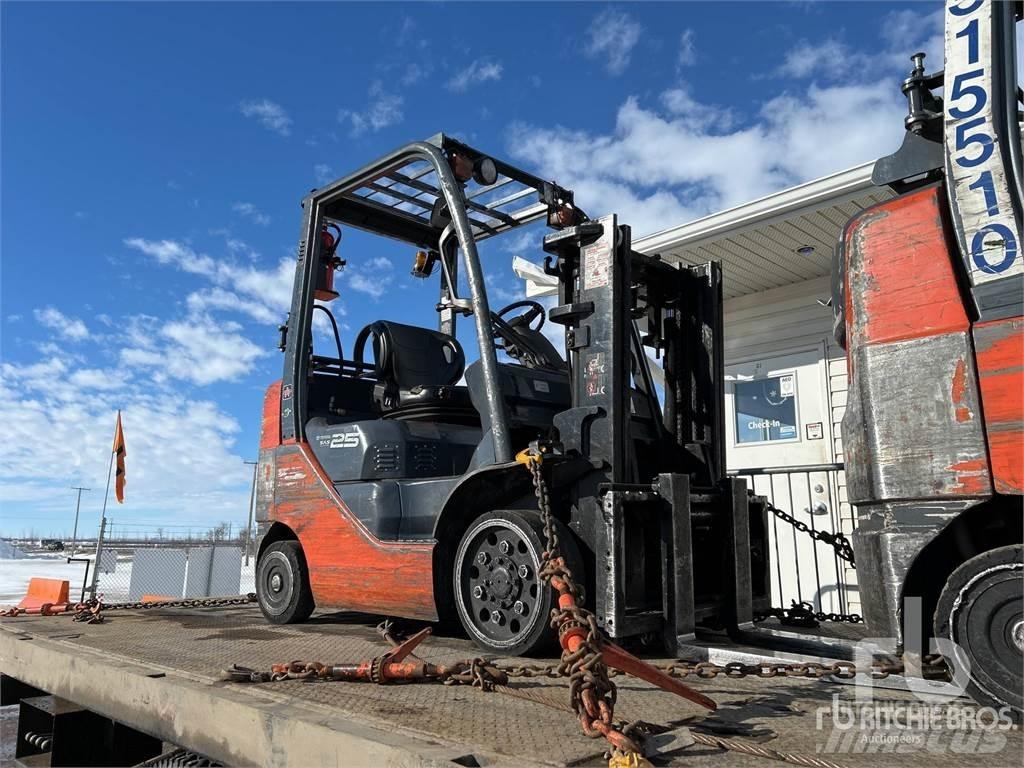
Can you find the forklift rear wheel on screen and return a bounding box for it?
[934,544,1022,718]
[453,510,580,656]
[257,540,315,624]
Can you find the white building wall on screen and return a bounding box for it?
[722,276,860,613]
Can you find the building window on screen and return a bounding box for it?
[734,373,798,444]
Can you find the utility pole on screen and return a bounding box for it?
[244,460,258,566]
[69,486,90,557]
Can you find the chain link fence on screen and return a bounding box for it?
[86,539,255,604]
[0,536,256,606]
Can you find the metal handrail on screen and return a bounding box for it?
[728,462,844,476]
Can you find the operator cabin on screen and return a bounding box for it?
[517,161,890,617]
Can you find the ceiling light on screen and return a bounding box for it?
[796,245,816,256]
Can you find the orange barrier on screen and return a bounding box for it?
[17,578,70,610]
[141,595,176,603]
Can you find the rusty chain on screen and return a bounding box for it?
[524,450,643,758]
[495,654,950,682]
[1,593,257,623]
[753,600,863,625]
[98,593,257,612]
[760,497,856,565]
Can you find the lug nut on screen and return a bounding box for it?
[476,551,490,565]
[498,540,511,555]
[513,601,526,615]
[472,585,485,599]
[490,610,503,624]
[518,564,530,579]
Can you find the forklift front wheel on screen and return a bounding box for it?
[934,544,1022,719]
[453,509,580,656]
[256,540,315,624]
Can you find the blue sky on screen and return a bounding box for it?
[1,1,946,537]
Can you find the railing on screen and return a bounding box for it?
[728,463,857,616]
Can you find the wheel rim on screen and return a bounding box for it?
[455,518,544,649]
[950,562,1023,711]
[259,551,294,615]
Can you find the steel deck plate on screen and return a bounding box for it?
[0,606,1020,767]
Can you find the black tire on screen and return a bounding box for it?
[934,544,1023,717]
[453,509,581,656]
[256,540,315,624]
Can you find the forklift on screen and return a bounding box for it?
[835,0,1023,716]
[253,134,771,656]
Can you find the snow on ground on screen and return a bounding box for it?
[0,554,90,604]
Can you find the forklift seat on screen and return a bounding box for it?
[353,320,475,420]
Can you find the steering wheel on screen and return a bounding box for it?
[491,300,550,368]
[494,300,545,332]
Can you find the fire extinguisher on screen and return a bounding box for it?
[314,223,345,301]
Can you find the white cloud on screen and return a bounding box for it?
[239,99,292,136]
[775,9,942,81]
[186,287,279,325]
[345,256,394,300]
[0,361,253,530]
[338,82,404,136]
[124,237,217,277]
[678,29,697,67]
[231,201,271,226]
[500,230,539,256]
[124,238,294,324]
[660,86,735,131]
[502,7,942,238]
[584,10,642,75]
[401,63,427,86]
[446,59,502,92]
[508,79,903,236]
[34,306,90,341]
[69,368,129,390]
[314,163,334,185]
[161,317,266,385]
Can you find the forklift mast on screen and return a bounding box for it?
[541,217,764,645]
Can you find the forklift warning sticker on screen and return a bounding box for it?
[584,353,608,398]
[582,235,613,290]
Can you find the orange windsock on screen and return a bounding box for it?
[113,411,127,503]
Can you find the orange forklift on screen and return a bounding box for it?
[835,0,1023,715]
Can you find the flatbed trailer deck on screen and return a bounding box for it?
[1,606,1021,767]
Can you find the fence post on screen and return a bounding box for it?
[206,542,217,597]
[88,517,106,599]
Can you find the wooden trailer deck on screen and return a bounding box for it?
[0,605,1020,767]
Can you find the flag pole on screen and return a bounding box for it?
[89,410,119,598]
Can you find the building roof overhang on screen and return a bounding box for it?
[632,161,895,299]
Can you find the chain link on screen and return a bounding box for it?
[1,593,257,623]
[99,593,257,612]
[492,656,943,682]
[753,600,864,626]
[760,497,856,565]
[525,450,642,757]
